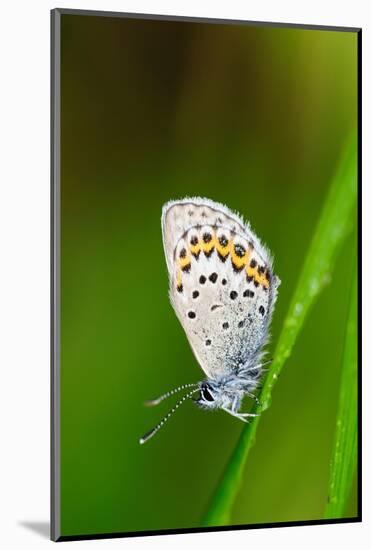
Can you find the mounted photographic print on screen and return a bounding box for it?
[51,8,361,542]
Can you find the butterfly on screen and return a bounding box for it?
[139,197,280,444]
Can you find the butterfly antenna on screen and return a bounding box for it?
[144,382,199,407]
[139,388,199,445]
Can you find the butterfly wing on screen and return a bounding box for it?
[162,197,280,380]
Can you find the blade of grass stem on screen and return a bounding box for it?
[202,132,357,526]
[325,268,358,518]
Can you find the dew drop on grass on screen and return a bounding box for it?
[294,302,303,316]
[310,278,320,295]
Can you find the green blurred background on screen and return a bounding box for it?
[59,13,358,537]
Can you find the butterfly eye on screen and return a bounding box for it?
[201,385,215,402]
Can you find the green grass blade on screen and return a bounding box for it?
[325,268,358,518]
[202,133,357,526]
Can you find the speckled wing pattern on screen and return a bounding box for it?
[162,197,280,381]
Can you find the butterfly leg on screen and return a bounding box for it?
[222,407,249,423]
[238,411,260,417]
[229,397,259,419]
[231,396,239,413]
[227,399,259,420]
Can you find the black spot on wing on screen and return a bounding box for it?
[218,235,228,247]
[243,289,254,298]
[209,272,218,283]
[234,244,246,258]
